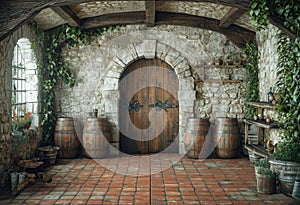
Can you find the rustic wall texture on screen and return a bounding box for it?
[56,25,246,155]
[256,24,281,143]
[0,22,282,190]
[0,24,42,192]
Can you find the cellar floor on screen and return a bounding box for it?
[6,153,297,205]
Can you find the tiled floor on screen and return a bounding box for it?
[6,154,297,204]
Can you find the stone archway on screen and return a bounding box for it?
[103,40,195,156]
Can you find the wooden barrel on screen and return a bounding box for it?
[54,117,80,158]
[184,118,210,159]
[83,117,112,158]
[214,117,240,159]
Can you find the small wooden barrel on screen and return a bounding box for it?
[83,117,112,158]
[184,118,210,159]
[214,117,240,159]
[54,117,80,158]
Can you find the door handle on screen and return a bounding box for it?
[148,100,177,112]
[128,100,143,112]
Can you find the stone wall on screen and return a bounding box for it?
[256,24,281,143]
[56,25,246,155]
[0,24,42,193]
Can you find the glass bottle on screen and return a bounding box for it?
[267,87,273,103]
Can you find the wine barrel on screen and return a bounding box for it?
[54,117,80,158]
[184,118,210,159]
[214,117,240,159]
[83,117,112,158]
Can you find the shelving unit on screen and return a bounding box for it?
[244,101,279,158]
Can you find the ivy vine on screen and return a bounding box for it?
[249,0,269,31]
[30,22,121,145]
[275,32,300,162]
[244,40,260,118]
[249,0,300,162]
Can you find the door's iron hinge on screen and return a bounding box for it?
[128,100,143,112]
[148,100,177,112]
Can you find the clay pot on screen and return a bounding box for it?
[253,115,258,121]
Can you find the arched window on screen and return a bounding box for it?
[12,38,38,132]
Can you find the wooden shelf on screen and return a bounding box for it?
[204,79,243,83]
[244,101,279,159]
[244,119,279,129]
[245,101,275,109]
[245,144,269,158]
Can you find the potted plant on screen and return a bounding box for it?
[254,158,270,175]
[12,108,32,131]
[256,167,276,194]
[269,141,300,196]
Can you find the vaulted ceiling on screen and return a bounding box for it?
[0,0,296,48]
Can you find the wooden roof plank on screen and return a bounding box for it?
[81,11,254,48]
[269,14,297,40]
[145,0,156,27]
[51,6,80,27]
[219,7,247,28]
[51,0,250,10]
[81,11,146,29]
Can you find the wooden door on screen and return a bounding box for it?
[119,58,179,154]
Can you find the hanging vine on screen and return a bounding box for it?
[244,40,260,118]
[30,22,121,145]
[249,0,300,162]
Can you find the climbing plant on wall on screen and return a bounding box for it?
[249,0,300,162]
[30,22,120,145]
[244,40,259,118]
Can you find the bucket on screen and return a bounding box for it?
[10,172,18,191]
[256,173,276,194]
[83,117,112,158]
[269,159,300,196]
[214,117,240,159]
[38,146,60,166]
[54,117,80,158]
[184,118,210,159]
[292,180,300,199]
[18,172,26,184]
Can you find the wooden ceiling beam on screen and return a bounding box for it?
[219,7,247,28]
[156,11,255,48]
[81,11,254,48]
[51,0,250,10]
[145,0,156,27]
[269,14,297,40]
[81,11,146,29]
[0,1,52,42]
[51,6,80,27]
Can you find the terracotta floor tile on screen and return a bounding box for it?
[4,155,297,205]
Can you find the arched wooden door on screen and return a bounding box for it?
[119,58,179,154]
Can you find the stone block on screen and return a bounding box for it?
[175,60,190,74]
[165,48,180,67]
[105,70,121,78]
[179,77,194,91]
[156,43,170,60]
[179,99,195,108]
[107,61,124,73]
[103,78,118,91]
[113,57,126,68]
[180,105,194,113]
[135,40,156,59]
[178,91,196,101]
